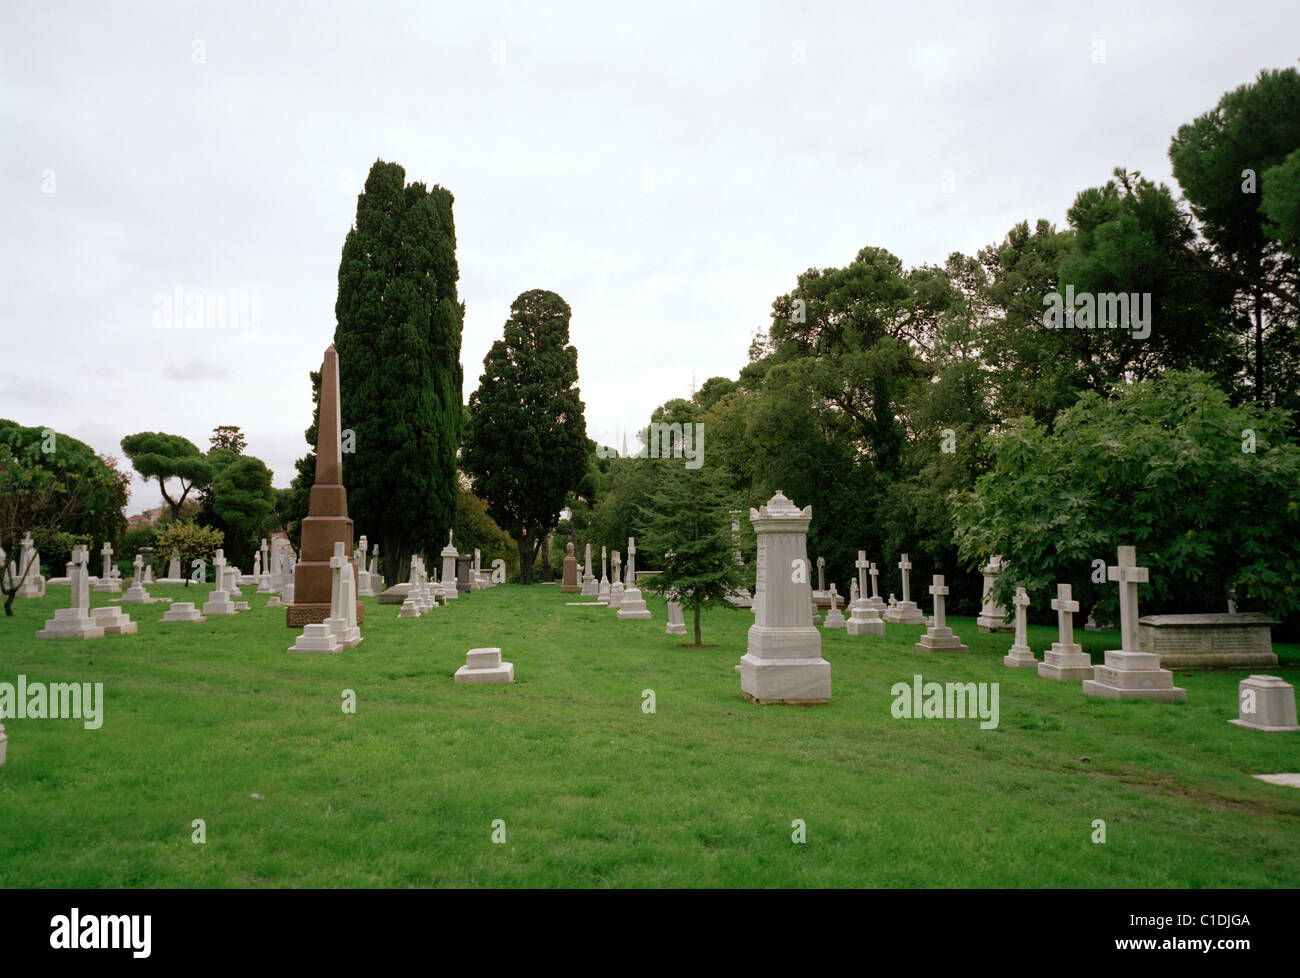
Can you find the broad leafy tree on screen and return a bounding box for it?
[952,371,1300,623]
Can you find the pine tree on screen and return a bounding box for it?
[639,462,743,646]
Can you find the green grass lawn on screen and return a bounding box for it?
[1,581,1298,888]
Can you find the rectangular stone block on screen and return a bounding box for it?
[466,648,502,669]
[740,653,830,704]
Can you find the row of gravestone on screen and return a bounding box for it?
[725,491,1295,729]
[562,539,653,620]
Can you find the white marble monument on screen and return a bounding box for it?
[1082,547,1187,702]
[201,551,238,616]
[161,601,205,623]
[36,545,105,640]
[915,575,969,652]
[739,491,831,705]
[1037,583,1094,680]
[93,541,121,593]
[617,537,651,620]
[823,584,846,629]
[847,551,886,636]
[1002,587,1036,667]
[882,554,925,624]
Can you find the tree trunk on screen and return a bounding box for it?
[540,531,552,582]
[517,534,536,585]
[3,590,14,617]
[693,596,702,646]
[1254,285,1264,403]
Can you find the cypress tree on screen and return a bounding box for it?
[330,160,463,582]
[462,290,588,584]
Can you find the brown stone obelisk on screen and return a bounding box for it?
[288,345,364,627]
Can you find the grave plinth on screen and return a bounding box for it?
[740,491,831,705]
[454,646,514,684]
[1138,613,1278,669]
[288,345,363,627]
[1228,675,1299,732]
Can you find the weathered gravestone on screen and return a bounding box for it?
[617,538,651,620]
[323,541,362,649]
[561,541,581,593]
[976,555,1012,632]
[823,584,846,629]
[1138,613,1278,669]
[847,552,886,636]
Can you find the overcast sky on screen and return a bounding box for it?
[2,1,1296,512]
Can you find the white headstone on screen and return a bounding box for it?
[1038,583,1093,680]
[617,537,651,620]
[201,550,237,616]
[915,574,969,652]
[1082,547,1186,702]
[93,541,120,592]
[823,583,846,629]
[36,545,106,639]
[882,553,924,624]
[977,555,1012,632]
[1003,586,1036,667]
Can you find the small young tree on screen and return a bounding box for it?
[153,522,224,588]
[639,462,743,647]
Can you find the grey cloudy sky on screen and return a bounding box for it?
[2,0,1296,511]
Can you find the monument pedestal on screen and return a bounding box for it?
[36,608,105,640]
[915,626,969,653]
[1037,644,1094,680]
[1228,675,1299,732]
[617,586,651,619]
[1081,651,1186,702]
[454,647,514,684]
[882,601,924,625]
[288,623,343,654]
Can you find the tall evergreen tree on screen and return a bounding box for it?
[462,290,588,584]
[330,160,464,582]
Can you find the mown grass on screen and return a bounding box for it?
[0,582,1297,887]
